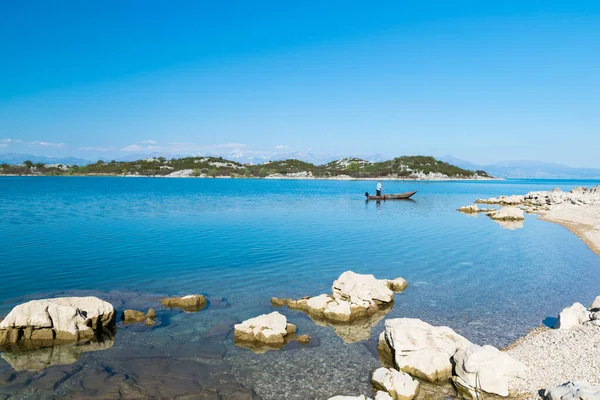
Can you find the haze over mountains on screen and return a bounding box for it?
[2,151,600,179]
[440,156,600,179]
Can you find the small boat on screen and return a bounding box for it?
[365,190,417,200]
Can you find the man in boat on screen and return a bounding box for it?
[376,181,384,196]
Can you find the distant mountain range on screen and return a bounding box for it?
[0,153,92,166]
[440,156,600,179]
[0,151,387,167]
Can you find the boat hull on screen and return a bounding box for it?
[366,191,417,200]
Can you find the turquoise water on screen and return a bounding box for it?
[1,177,600,399]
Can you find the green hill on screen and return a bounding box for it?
[0,155,493,179]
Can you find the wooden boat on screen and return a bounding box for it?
[365,190,417,200]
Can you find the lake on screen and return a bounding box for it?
[1,177,599,399]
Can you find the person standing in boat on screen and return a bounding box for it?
[376,181,384,196]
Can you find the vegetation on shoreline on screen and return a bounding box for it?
[0,156,492,179]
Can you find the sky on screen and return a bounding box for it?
[1,1,599,166]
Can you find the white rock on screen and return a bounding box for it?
[234,311,294,345]
[379,318,472,382]
[332,271,394,306]
[371,367,420,400]
[555,303,591,329]
[453,344,527,397]
[0,297,115,342]
[589,296,600,312]
[386,277,408,292]
[374,392,394,400]
[544,381,600,400]
[488,207,525,221]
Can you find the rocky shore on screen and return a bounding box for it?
[462,186,600,255]
[1,275,600,399]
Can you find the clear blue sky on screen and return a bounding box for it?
[1,1,599,166]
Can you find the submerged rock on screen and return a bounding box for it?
[160,294,207,312]
[0,297,116,348]
[296,335,311,344]
[544,381,600,400]
[234,311,296,351]
[122,308,157,326]
[452,344,527,397]
[371,367,420,400]
[122,310,147,322]
[378,318,472,382]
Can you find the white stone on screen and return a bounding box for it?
[332,271,394,305]
[371,367,420,400]
[234,311,291,344]
[0,297,115,338]
[453,344,527,397]
[374,392,394,400]
[379,318,472,382]
[488,207,525,221]
[589,296,600,312]
[544,381,600,400]
[386,278,408,292]
[555,303,591,329]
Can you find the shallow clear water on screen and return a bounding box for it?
[1,177,599,399]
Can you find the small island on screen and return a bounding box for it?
[0,156,493,180]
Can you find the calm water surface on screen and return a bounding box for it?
[1,177,599,399]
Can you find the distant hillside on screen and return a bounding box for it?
[1,155,492,180]
[441,156,600,179]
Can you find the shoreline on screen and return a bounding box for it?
[538,213,600,256]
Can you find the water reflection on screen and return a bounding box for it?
[2,338,114,372]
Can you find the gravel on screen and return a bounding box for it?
[504,325,600,399]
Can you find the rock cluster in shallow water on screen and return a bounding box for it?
[272,271,407,324]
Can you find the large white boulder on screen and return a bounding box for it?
[452,344,527,397]
[371,367,420,400]
[332,271,394,306]
[0,297,115,346]
[378,318,472,382]
[589,296,600,312]
[544,381,600,400]
[234,311,296,345]
[555,303,591,329]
